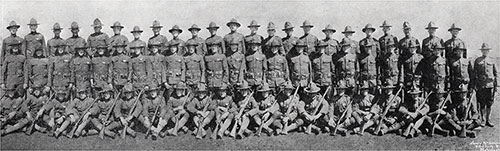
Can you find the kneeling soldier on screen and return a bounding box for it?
[0,89,27,136]
[25,87,52,135]
[351,82,375,134]
[400,86,429,138]
[48,88,72,138]
[67,88,97,138]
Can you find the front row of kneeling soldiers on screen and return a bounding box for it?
[0,77,485,140]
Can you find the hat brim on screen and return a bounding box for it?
[207,27,220,30]
[362,28,376,32]
[448,28,461,31]
[188,28,201,31]
[341,31,355,34]
[305,88,320,93]
[91,24,103,27]
[6,25,20,29]
[258,88,272,92]
[130,30,143,33]
[27,23,40,26]
[425,27,438,29]
[282,27,294,31]
[227,22,241,27]
[300,25,314,28]
[169,29,183,33]
[480,48,491,50]
[52,28,63,30]
[322,29,336,33]
[380,25,392,28]
[110,26,124,28]
[150,26,163,28]
[247,25,261,28]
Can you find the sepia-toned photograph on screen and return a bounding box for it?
[1,0,499,150]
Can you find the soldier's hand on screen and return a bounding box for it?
[399,83,404,88]
[437,109,446,115]
[48,118,55,127]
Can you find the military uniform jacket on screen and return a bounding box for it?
[226,52,246,85]
[49,54,72,88]
[359,37,381,58]
[46,99,71,117]
[233,95,258,114]
[245,52,267,86]
[353,94,374,112]
[205,53,229,88]
[111,54,131,86]
[370,94,401,117]
[472,56,498,89]
[277,93,299,114]
[401,53,424,86]
[297,95,328,116]
[378,53,403,84]
[109,34,130,55]
[148,54,166,86]
[24,32,46,59]
[65,36,87,56]
[114,96,142,118]
[71,56,92,90]
[148,34,169,54]
[444,38,466,59]
[398,36,420,57]
[398,97,429,118]
[21,95,49,114]
[67,97,94,116]
[1,35,25,64]
[0,97,23,115]
[164,53,185,85]
[223,32,245,55]
[184,54,206,85]
[169,38,186,56]
[421,36,444,58]
[266,54,289,88]
[87,32,110,53]
[299,34,319,55]
[91,56,112,88]
[282,36,299,56]
[263,35,284,56]
[47,37,65,56]
[244,34,264,49]
[131,55,151,89]
[323,38,340,56]
[379,34,398,56]
[418,55,447,90]
[358,54,377,86]
[289,53,312,87]
[213,95,237,114]
[89,98,113,116]
[187,96,217,114]
[24,57,50,87]
[311,52,335,86]
[166,95,191,115]
[206,35,226,54]
[331,94,352,117]
[1,54,25,89]
[335,52,358,88]
[448,57,472,90]
[129,39,147,55]
[257,95,279,114]
[186,36,208,56]
[341,37,360,55]
[142,95,167,118]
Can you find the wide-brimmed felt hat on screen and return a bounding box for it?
[267,22,276,30]
[300,20,314,28]
[403,21,411,30]
[248,20,260,28]
[110,21,124,28]
[175,82,189,90]
[6,21,20,29]
[150,20,163,28]
[169,25,183,33]
[448,23,461,31]
[27,18,40,26]
[342,26,355,34]
[257,82,272,92]
[425,21,438,29]
[380,20,392,28]
[188,24,201,31]
[207,22,220,29]
[282,21,294,31]
[237,80,251,90]
[226,18,241,27]
[362,23,376,32]
[91,18,104,27]
[70,22,80,29]
[304,82,321,93]
[52,23,63,30]
[480,43,491,50]
[130,26,143,33]
[322,24,336,33]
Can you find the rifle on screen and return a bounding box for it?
[195,92,215,138]
[430,91,451,136]
[374,86,403,134]
[171,90,192,134]
[68,96,99,138]
[99,89,123,139]
[460,90,475,137]
[121,89,145,139]
[26,91,56,134]
[229,90,255,137]
[144,105,160,139]
[402,91,433,136]
[332,97,353,135]
[311,86,331,122]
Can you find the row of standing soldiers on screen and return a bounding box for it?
[0,18,497,139]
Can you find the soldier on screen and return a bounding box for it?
[186,24,207,56]
[36,88,67,138]
[245,20,264,55]
[188,83,216,139]
[65,22,87,57]
[282,22,299,57]
[335,39,359,95]
[253,83,279,136]
[230,81,257,139]
[311,41,335,99]
[147,41,166,91]
[379,21,398,57]
[296,83,328,135]
[114,83,142,138]
[184,40,206,88]
[87,18,110,57]
[47,23,65,57]
[472,43,498,127]
[2,21,25,65]
[165,82,192,136]
[262,22,284,57]
[109,22,130,56]
[359,24,381,58]
[129,26,147,55]
[226,39,246,89]
[24,47,50,97]
[24,18,47,59]
[357,41,378,94]
[340,26,359,55]
[399,85,429,138]
[65,88,95,137]
[377,39,403,89]
[164,42,186,98]
[22,86,52,135]
[138,84,167,140]
[148,20,168,55]
[211,83,236,139]
[326,82,354,136]
[275,81,300,135]
[204,41,229,90]
[168,25,186,56]
[421,21,445,59]
[448,84,478,138]
[130,42,151,91]
[265,38,289,94]
[245,38,267,90]
[298,20,318,55]
[289,40,312,90]
[321,24,340,56]
[205,22,226,54]
[425,87,458,137]
[1,41,26,101]
[110,43,131,91]
[448,47,472,108]
[70,44,92,95]
[223,18,245,56]
[0,82,26,136]
[444,23,466,59]
[398,22,421,58]
[401,40,424,90]
[91,44,112,94]
[87,85,117,139]
[418,43,447,94]
[351,82,375,135]
[48,40,73,98]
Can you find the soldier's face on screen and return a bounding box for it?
[432,49,442,56]
[338,89,345,95]
[57,47,64,54]
[103,92,111,100]
[29,25,37,32]
[324,31,333,37]
[481,49,489,56]
[98,48,105,55]
[12,47,19,53]
[384,89,393,95]
[410,94,419,100]
[427,29,436,35]
[285,89,293,96]
[190,30,199,36]
[267,29,275,36]
[9,27,18,35]
[125,92,133,99]
[57,94,66,101]
[133,32,141,39]
[454,50,463,57]
[229,24,238,31]
[171,31,180,37]
[302,27,311,34]
[149,91,158,98]
[361,89,369,95]
[150,47,159,54]
[113,27,122,35]
[240,90,249,97]
[383,27,390,33]
[251,44,259,52]
[271,47,279,54]
[364,30,374,37]
[133,48,141,55]
[152,28,161,35]
[33,90,41,96]
[170,46,178,54]
[285,29,293,36]
[318,47,325,53]
[249,27,258,34]
[117,47,124,54]
[230,44,238,52]
[78,50,85,56]
[218,90,227,97]
[94,26,102,32]
[297,47,305,53]
[53,29,61,35]
[71,29,79,35]
[342,46,351,53]
[387,46,396,54]
[450,30,459,37]
[35,50,43,57]
[209,29,217,35]
[344,33,353,37]
[404,28,411,35]
[409,47,417,54]
[261,91,270,98]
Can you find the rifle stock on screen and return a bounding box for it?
[430,91,451,136]
[230,91,254,137]
[68,96,99,138]
[145,105,160,139]
[374,87,403,134]
[99,89,123,139]
[121,89,145,139]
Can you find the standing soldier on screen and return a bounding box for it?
[245,20,264,55]
[444,23,466,59]
[129,42,151,91]
[226,39,246,89]
[49,39,73,97]
[24,18,47,58]
[139,84,167,140]
[311,41,335,99]
[205,22,226,54]
[262,22,284,57]
[24,47,50,97]
[184,41,206,88]
[113,83,142,138]
[245,38,267,90]
[1,41,26,104]
[71,44,92,95]
[340,26,359,55]
[91,44,112,96]
[2,21,25,66]
[148,20,168,55]
[147,41,166,91]
[299,20,318,56]
[289,40,312,90]
[88,18,110,57]
[188,83,216,139]
[448,47,472,108]
[224,18,245,56]
[129,26,147,55]
[204,41,229,90]
[168,25,186,56]
[164,42,185,98]
[165,82,192,136]
[398,22,420,58]
[321,24,340,56]
[265,38,289,94]
[109,22,129,56]
[47,23,65,57]
[282,22,299,57]
[421,21,445,59]
[359,24,381,58]
[378,40,403,89]
[110,43,131,91]
[401,41,424,90]
[65,22,87,57]
[186,24,207,56]
[335,39,359,95]
[378,21,398,57]
[472,43,498,127]
[357,41,378,94]
[418,43,447,95]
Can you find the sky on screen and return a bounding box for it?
[1,0,499,57]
